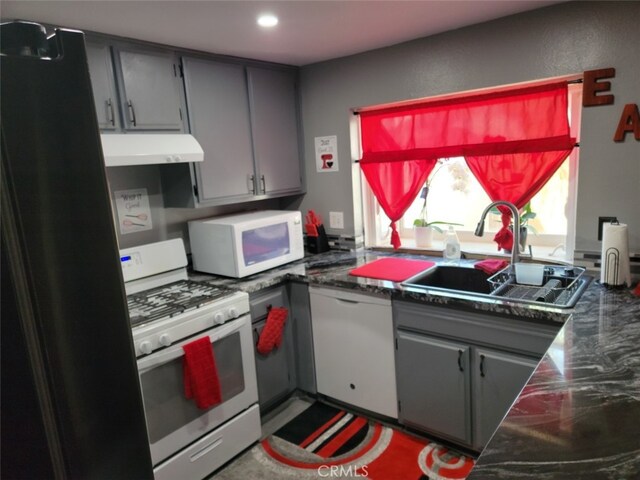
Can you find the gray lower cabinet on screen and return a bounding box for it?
[472,348,537,448]
[288,282,316,394]
[394,300,559,450]
[250,286,295,412]
[396,330,471,444]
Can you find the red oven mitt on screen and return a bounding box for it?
[182,336,222,409]
[257,307,288,356]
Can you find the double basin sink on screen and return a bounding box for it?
[401,264,591,309]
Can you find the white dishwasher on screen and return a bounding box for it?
[309,286,398,419]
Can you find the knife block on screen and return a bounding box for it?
[307,225,330,254]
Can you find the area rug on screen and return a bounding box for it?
[213,402,475,479]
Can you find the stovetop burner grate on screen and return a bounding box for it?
[127,280,229,327]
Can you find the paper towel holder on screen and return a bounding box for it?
[598,216,618,241]
[601,219,629,289]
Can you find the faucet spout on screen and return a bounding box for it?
[474,200,521,266]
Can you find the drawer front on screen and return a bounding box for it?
[153,404,260,480]
[250,287,287,322]
[394,301,559,357]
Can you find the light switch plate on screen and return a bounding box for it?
[329,211,344,229]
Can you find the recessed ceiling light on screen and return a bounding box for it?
[257,14,278,28]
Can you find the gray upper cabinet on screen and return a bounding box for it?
[247,67,302,195]
[86,42,119,130]
[116,47,184,131]
[162,58,303,208]
[182,57,256,203]
[85,38,184,133]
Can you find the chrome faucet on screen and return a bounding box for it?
[474,201,521,266]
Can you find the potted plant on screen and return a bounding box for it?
[490,201,537,252]
[412,160,464,247]
[413,190,462,247]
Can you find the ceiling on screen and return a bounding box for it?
[1,1,562,66]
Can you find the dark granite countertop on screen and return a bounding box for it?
[190,249,640,478]
[190,249,573,324]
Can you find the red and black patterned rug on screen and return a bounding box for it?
[213,402,475,479]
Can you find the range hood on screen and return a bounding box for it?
[101,134,204,167]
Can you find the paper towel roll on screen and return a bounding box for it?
[600,222,631,287]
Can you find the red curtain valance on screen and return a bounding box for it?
[359,82,575,249]
[360,82,575,163]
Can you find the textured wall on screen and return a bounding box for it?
[299,1,640,253]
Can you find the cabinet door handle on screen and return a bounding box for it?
[107,98,115,126]
[480,354,486,377]
[248,174,255,194]
[260,174,266,194]
[127,100,137,126]
[457,349,464,372]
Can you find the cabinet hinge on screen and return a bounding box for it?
[193,184,199,197]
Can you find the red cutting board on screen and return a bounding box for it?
[349,258,435,282]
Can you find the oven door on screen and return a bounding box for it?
[136,314,258,466]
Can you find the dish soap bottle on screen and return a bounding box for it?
[443,226,461,264]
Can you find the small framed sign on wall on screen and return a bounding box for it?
[114,188,153,234]
[315,135,339,172]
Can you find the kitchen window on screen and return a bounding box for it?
[359,80,582,262]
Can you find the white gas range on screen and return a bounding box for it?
[120,239,260,480]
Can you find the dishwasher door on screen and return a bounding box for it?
[309,287,397,419]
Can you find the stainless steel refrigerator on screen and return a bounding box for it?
[1,21,153,479]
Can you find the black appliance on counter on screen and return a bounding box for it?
[1,21,153,479]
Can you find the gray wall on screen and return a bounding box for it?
[298,1,640,253]
[106,166,281,250]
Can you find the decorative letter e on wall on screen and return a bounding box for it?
[582,67,639,142]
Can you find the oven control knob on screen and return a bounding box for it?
[214,312,225,325]
[159,334,172,347]
[228,307,238,319]
[139,341,153,355]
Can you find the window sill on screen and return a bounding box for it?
[372,239,572,264]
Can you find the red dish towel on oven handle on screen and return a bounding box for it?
[257,307,289,356]
[182,336,222,409]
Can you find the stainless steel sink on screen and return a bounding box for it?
[402,264,591,309]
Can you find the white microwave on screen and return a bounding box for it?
[188,210,304,278]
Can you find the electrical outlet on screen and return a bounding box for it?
[598,216,618,240]
[329,211,344,229]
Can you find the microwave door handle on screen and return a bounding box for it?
[137,316,247,372]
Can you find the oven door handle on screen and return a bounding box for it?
[137,315,249,372]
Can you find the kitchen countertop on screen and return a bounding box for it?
[191,249,640,478]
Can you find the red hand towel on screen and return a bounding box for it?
[182,337,222,409]
[257,307,288,355]
[474,259,509,275]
